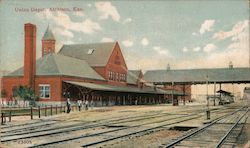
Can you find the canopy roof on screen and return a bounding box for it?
[64,81,184,95]
[144,67,250,85]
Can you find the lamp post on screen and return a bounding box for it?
[206,75,210,120]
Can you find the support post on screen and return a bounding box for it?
[56,105,58,114]
[214,82,216,106]
[31,107,33,120]
[45,105,47,116]
[172,82,174,106]
[183,85,186,105]
[9,110,11,122]
[1,113,4,125]
[38,106,41,118]
[219,83,222,101]
[50,105,53,116]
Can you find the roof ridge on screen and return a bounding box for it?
[145,67,250,72]
[62,42,117,46]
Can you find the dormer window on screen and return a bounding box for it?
[87,49,95,55]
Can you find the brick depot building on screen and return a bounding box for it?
[2,23,188,105]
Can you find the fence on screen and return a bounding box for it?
[1,105,82,125]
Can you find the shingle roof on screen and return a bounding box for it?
[42,25,55,40]
[64,81,184,95]
[6,54,105,81]
[144,68,250,84]
[58,42,117,67]
[127,70,142,84]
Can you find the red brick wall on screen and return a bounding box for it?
[105,42,128,86]
[35,76,62,102]
[2,77,24,98]
[2,75,108,102]
[93,67,106,79]
[42,40,55,56]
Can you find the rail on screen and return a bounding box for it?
[164,106,249,148]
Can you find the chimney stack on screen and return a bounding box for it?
[24,23,36,90]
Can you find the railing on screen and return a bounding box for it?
[0,105,83,125]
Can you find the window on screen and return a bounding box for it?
[39,84,50,99]
[120,73,126,82]
[116,73,119,81]
[87,49,95,55]
[108,71,112,80]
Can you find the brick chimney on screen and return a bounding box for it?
[24,23,36,90]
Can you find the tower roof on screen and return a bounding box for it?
[42,25,55,40]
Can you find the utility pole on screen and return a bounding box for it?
[206,75,210,120]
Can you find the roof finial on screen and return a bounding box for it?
[167,63,170,70]
[229,61,233,69]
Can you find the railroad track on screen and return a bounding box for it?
[0,105,241,147]
[1,106,230,139]
[27,107,237,147]
[0,106,215,135]
[163,106,249,148]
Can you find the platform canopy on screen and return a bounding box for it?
[64,81,184,95]
[143,67,250,85]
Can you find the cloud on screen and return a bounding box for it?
[87,3,92,7]
[182,47,188,52]
[175,21,249,69]
[203,44,217,53]
[64,40,75,44]
[153,46,169,55]
[101,37,114,42]
[37,10,101,34]
[193,46,201,52]
[213,20,249,40]
[95,2,120,22]
[199,20,215,34]
[122,40,133,47]
[53,27,74,38]
[192,32,198,36]
[141,37,149,46]
[123,18,132,24]
[74,11,84,17]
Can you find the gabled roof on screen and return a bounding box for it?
[144,67,250,84]
[6,54,105,81]
[127,70,142,84]
[42,25,55,40]
[58,42,117,67]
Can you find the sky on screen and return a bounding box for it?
[0,0,249,96]
[0,0,249,72]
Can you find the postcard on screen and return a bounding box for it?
[0,0,249,148]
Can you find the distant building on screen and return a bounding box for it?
[243,87,250,99]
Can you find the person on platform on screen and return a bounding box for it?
[66,98,71,113]
[90,100,94,109]
[85,100,89,110]
[77,100,82,111]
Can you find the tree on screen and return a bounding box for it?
[1,89,6,98]
[13,86,38,105]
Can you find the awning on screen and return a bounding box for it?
[64,81,184,96]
